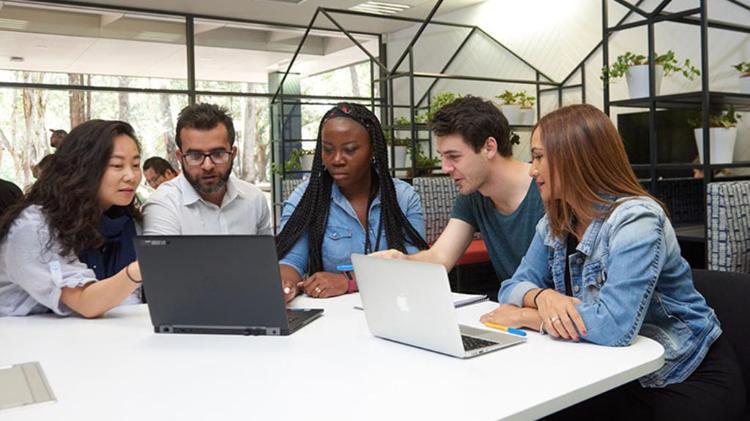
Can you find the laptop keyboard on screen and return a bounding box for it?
[461,335,497,351]
[286,310,303,325]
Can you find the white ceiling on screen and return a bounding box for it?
[0,1,392,83]
[32,0,488,35]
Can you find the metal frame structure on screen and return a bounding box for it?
[0,0,381,103]
[270,1,590,201]
[600,0,750,266]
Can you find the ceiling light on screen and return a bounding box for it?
[349,1,411,15]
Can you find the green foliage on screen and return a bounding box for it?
[733,61,750,76]
[424,92,462,122]
[387,134,411,147]
[393,116,411,126]
[496,90,520,105]
[688,105,742,129]
[495,91,535,108]
[275,148,315,173]
[601,50,700,81]
[516,91,536,108]
[413,143,441,176]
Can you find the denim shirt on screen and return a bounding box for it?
[279,178,426,276]
[499,196,721,388]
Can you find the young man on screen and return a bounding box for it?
[0,178,22,216]
[376,96,544,287]
[143,103,271,235]
[142,156,179,189]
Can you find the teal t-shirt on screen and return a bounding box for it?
[451,181,545,282]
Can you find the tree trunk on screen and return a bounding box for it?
[118,77,130,122]
[69,74,87,129]
[242,88,257,182]
[159,93,178,168]
[21,73,47,185]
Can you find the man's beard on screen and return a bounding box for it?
[184,164,232,195]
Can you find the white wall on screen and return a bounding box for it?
[386,0,750,168]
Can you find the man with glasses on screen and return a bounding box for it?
[142,157,179,190]
[142,103,271,235]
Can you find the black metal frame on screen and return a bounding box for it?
[600,0,750,267]
[270,2,591,202]
[0,1,380,103]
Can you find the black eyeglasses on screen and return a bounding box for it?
[181,149,232,166]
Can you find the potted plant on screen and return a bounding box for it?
[516,91,536,125]
[422,92,462,123]
[496,90,521,125]
[283,148,316,172]
[412,143,441,177]
[386,133,411,169]
[733,61,750,93]
[690,106,742,164]
[601,50,700,98]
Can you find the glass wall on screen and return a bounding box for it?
[0,1,381,195]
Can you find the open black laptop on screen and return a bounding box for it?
[134,235,322,336]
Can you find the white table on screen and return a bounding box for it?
[0,294,663,420]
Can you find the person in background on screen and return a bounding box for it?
[0,178,22,216]
[49,129,68,149]
[142,103,271,236]
[482,104,744,420]
[0,120,144,317]
[277,103,428,302]
[142,156,179,189]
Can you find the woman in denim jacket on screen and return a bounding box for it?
[277,103,428,302]
[481,104,744,420]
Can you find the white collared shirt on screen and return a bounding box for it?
[142,173,272,235]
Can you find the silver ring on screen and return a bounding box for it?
[550,315,560,324]
[314,287,321,294]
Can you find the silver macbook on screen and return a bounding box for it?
[352,254,525,358]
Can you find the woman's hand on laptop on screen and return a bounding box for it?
[369,249,406,260]
[297,272,347,298]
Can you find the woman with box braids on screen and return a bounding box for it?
[277,102,428,301]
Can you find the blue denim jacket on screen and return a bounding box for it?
[279,178,426,276]
[499,196,721,387]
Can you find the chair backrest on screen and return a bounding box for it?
[412,177,459,244]
[707,181,750,272]
[692,269,750,408]
[281,179,305,202]
[642,177,704,225]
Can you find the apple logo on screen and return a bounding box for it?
[396,293,410,312]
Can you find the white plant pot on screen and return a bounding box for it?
[500,104,521,125]
[694,127,737,164]
[520,107,535,125]
[300,154,314,171]
[390,145,408,169]
[740,75,750,94]
[625,64,663,99]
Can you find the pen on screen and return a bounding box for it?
[482,321,527,337]
[336,264,354,281]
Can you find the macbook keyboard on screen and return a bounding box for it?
[461,335,497,351]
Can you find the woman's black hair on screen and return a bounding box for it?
[0,119,142,257]
[276,102,428,274]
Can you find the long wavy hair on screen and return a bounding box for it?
[534,104,660,240]
[276,103,428,273]
[0,120,142,257]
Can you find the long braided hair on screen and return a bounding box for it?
[276,102,428,274]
